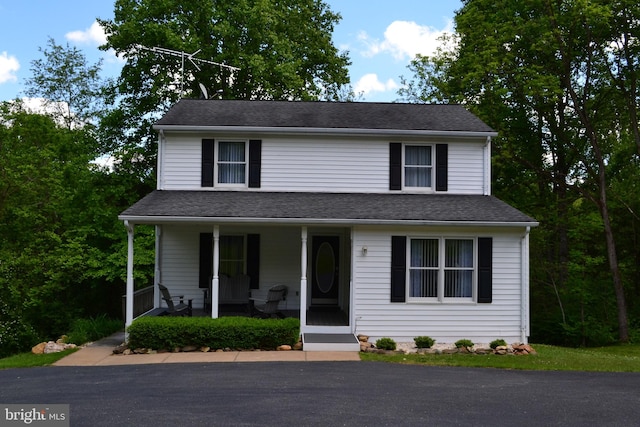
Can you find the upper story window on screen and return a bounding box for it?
[390,143,446,192]
[202,139,261,188]
[217,141,247,185]
[404,145,433,188]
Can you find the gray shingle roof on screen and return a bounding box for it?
[154,99,496,133]
[120,191,537,225]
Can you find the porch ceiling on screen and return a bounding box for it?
[119,190,538,227]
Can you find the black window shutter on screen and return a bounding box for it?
[435,144,448,191]
[477,237,493,303]
[391,236,407,302]
[389,143,402,190]
[199,233,213,288]
[201,139,215,187]
[248,140,262,188]
[247,234,260,289]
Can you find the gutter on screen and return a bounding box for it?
[118,214,539,228]
[151,124,498,139]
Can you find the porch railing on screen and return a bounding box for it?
[121,285,155,319]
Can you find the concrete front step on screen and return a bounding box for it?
[302,333,360,352]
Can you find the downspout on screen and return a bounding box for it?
[521,226,531,343]
[484,136,492,196]
[124,221,135,334]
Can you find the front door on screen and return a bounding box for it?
[311,236,340,306]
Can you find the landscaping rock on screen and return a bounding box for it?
[31,342,46,354]
[112,344,128,354]
[200,346,210,352]
[277,345,292,351]
[181,345,198,352]
[44,341,74,354]
[360,341,373,352]
[357,334,369,342]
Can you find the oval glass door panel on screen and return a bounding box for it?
[315,242,335,293]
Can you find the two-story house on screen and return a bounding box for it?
[120,99,538,350]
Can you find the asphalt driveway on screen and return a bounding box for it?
[1,362,638,426]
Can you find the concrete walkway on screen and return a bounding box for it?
[53,332,361,366]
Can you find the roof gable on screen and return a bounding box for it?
[154,99,496,134]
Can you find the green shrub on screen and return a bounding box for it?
[0,301,39,358]
[375,337,397,351]
[127,316,300,350]
[455,339,474,349]
[414,336,435,349]
[66,315,123,345]
[490,339,508,349]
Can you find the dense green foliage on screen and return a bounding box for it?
[127,316,300,350]
[400,0,640,345]
[65,315,123,346]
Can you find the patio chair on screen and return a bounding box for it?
[158,284,193,316]
[250,285,287,318]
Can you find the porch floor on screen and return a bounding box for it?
[191,305,349,327]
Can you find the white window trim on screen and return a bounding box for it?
[215,139,248,188]
[406,236,477,303]
[402,143,435,192]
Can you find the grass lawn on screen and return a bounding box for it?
[360,343,640,372]
[0,349,78,370]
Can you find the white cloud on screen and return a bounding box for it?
[66,21,107,46]
[354,73,399,96]
[0,51,20,84]
[360,20,454,60]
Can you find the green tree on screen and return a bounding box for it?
[24,38,107,132]
[400,0,639,343]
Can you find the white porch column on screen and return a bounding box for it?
[300,227,308,328]
[211,225,220,318]
[124,221,135,330]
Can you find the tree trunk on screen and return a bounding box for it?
[597,186,630,342]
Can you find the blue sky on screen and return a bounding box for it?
[0,1,461,103]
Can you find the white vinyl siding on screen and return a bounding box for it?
[159,134,487,194]
[260,137,388,192]
[448,142,485,194]
[352,226,524,343]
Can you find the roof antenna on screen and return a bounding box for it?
[136,45,240,98]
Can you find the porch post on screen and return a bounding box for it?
[211,225,220,318]
[124,221,134,330]
[300,227,308,328]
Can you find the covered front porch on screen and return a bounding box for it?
[123,221,355,338]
